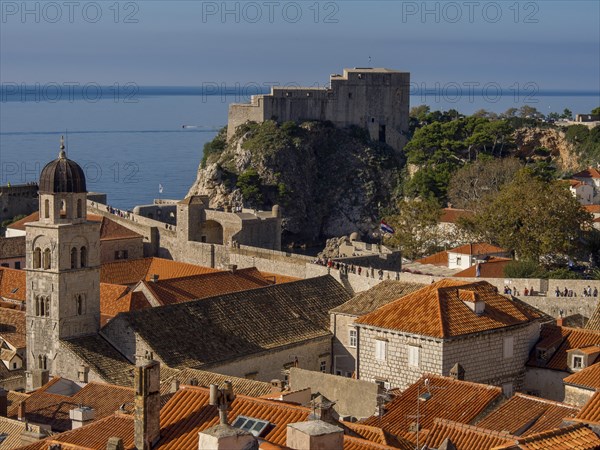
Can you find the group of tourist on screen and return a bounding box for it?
[503,286,537,296]
[312,258,395,280]
[555,286,598,297]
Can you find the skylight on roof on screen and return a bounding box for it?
[10,288,18,294]
[0,433,7,444]
[232,415,270,437]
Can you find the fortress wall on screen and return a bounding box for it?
[227,98,265,140]
[0,184,39,222]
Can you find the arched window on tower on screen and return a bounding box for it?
[40,296,45,316]
[76,295,83,315]
[80,247,87,268]
[60,199,67,218]
[38,355,43,369]
[77,199,83,218]
[44,199,50,218]
[71,247,78,269]
[45,297,50,317]
[35,296,40,316]
[43,355,47,370]
[33,248,41,269]
[43,248,51,270]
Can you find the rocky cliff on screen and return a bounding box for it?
[513,127,580,171]
[187,120,403,244]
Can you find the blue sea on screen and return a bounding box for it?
[1,86,599,210]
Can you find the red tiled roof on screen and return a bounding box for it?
[361,375,503,443]
[100,257,220,285]
[100,283,151,324]
[449,243,507,256]
[425,419,513,450]
[415,250,449,266]
[7,379,134,432]
[0,307,26,348]
[573,168,600,179]
[564,362,600,390]
[491,422,600,449]
[476,393,579,437]
[8,211,102,231]
[260,272,302,284]
[528,325,600,371]
[142,267,270,306]
[454,257,512,278]
[575,391,600,424]
[0,267,25,303]
[584,205,600,213]
[355,279,541,338]
[441,208,473,224]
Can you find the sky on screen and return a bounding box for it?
[1,1,599,91]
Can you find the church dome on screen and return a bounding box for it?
[39,137,87,194]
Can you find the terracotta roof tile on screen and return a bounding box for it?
[355,279,542,338]
[7,379,134,432]
[491,422,600,449]
[0,307,26,349]
[453,258,512,279]
[142,267,270,306]
[104,276,351,369]
[0,267,26,302]
[98,217,142,241]
[449,243,507,256]
[528,325,600,371]
[441,208,473,224]
[361,375,503,442]
[584,205,600,214]
[415,250,449,266]
[584,300,600,331]
[573,168,600,179]
[0,236,25,259]
[330,280,425,316]
[8,211,103,231]
[0,416,43,450]
[476,393,579,437]
[564,363,600,390]
[100,257,220,285]
[259,272,302,284]
[425,418,513,450]
[575,391,600,423]
[160,367,274,398]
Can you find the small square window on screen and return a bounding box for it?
[320,360,327,373]
[573,355,584,369]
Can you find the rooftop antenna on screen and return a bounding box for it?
[59,135,66,159]
[209,381,235,425]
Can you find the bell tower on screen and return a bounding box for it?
[25,137,101,386]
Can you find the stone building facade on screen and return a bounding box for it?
[0,183,38,223]
[227,68,410,152]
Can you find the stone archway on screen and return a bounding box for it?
[200,220,224,244]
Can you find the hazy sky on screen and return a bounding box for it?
[1,1,599,90]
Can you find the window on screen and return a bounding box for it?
[573,355,584,369]
[71,247,78,269]
[0,264,7,268]
[502,382,513,397]
[14,262,20,269]
[231,416,270,437]
[320,360,327,373]
[76,199,82,218]
[536,349,547,361]
[45,297,50,317]
[408,345,420,367]
[503,336,514,359]
[33,248,41,269]
[349,329,357,348]
[336,370,342,376]
[76,295,83,315]
[44,199,49,218]
[80,247,87,268]
[346,372,352,378]
[12,362,17,369]
[43,248,51,269]
[35,296,40,316]
[375,339,387,361]
[123,250,129,259]
[60,200,67,218]
[456,256,462,265]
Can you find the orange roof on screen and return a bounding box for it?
[415,250,449,266]
[449,243,507,256]
[425,419,513,450]
[441,208,473,224]
[454,257,512,278]
[100,283,151,323]
[260,271,302,284]
[355,279,541,338]
[528,325,600,371]
[361,375,503,442]
[575,391,600,424]
[0,307,26,348]
[564,363,600,390]
[476,393,579,437]
[142,267,270,306]
[491,422,600,449]
[584,205,600,213]
[8,378,134,432]
[573,168,600,179]
[0,267,25,302]
[8,211,102,231]
[100,257,220,285]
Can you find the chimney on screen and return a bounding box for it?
[106,437,125,450]
[270,379,284,393]
[310,397,338,425]
[134,360,161,450]
[189,378,199,386]
[198,425,258,450]
[0,388,7,417]
[449,363,465,381]
[557,317,566,327]
[70,406,95,429]
[459,290,485,315]
[150,274,159,283]
[227,264,237,273]
[170,379,180,394]
[18,399,26,421]
[286,420,343,450]
[78,365,90,383]
[25,369,49,392]
[209,382,235,425]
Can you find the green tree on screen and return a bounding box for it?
[383,198,443,260]
[462,171,592,261]
[562,108,573,120]
[236,168,263,207]
[592,107,600,116]
[503,260,546,278]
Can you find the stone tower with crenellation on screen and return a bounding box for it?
[227,68,410,152]
[24,137,101,390]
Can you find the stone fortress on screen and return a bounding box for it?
[227,68,411,152]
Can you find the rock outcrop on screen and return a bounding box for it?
[187,121,403,243]
[513,127,580,171]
